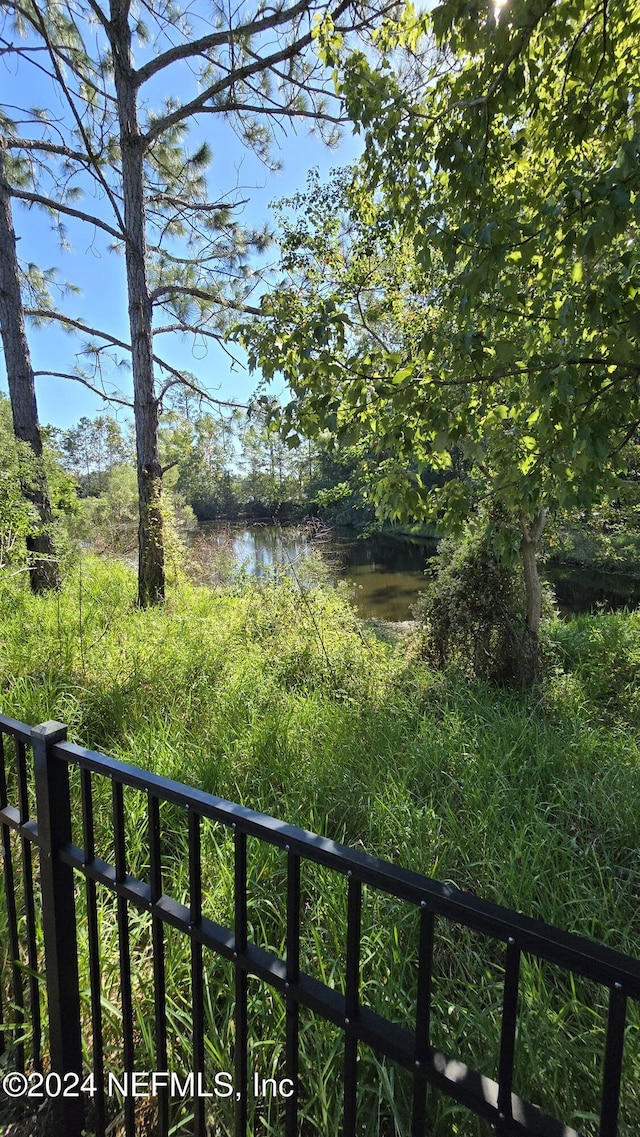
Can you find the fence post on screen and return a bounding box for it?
[32,722,84,1137]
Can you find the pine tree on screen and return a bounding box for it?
[2,0,393,604]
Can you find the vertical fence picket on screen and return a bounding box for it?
[411,902,434,1137]
[16,739,41,1071]
[0,731,24,1072]
[0,732,5,1059]
[189,809,205,1137]
[149,791,169,1137]
[32,721,83,1137]
[285,848,300,1137]
[234,828,248,1137]
[15,739,29,821]
[497,937,521,1126]
[600,982,627,1137]
[0,903,3,1060]
[81,768,106,1137]
[343,873,362,1137]
[112,780,135,1137]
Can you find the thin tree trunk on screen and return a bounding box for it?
[0,140,60,591]
[110,1,165,606]
[519,508,547,683]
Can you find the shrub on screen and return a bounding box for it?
[414,511,555,685]
[546,609,640,724]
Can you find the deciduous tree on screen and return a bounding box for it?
[243,0,640,679]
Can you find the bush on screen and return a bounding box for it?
[0,438,39,578]
[414,513,555,685]
[546,609,640,723]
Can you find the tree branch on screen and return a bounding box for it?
[25,305,241,392]
[609,418,640,458]
[134,0,313,86]
[157,371,248,410]
[12,187,124,242]
[147,193,249,212]
[4,136,106,166]
[25,308,132,353]
[153,322,224,340]
[142,0,352,147]
[33,370,133,406]
[198,102,344,125]
[150,283,262,315]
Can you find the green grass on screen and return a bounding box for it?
[0,557,639,1135]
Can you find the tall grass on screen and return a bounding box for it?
[0,558,639,1135]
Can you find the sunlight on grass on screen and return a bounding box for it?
[0,555,639,1134]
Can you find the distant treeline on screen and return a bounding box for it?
[50,402,376,526]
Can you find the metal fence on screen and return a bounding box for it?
[0,711,639,1137]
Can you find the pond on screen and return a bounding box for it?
[196,522,640,622]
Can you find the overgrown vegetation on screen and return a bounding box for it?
[414,510,557,685]
[0,393,78,581]
[0,557,639,1135]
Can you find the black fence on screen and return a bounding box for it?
[0,711,639,1137]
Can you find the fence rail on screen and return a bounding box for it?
[0,711,638,1136]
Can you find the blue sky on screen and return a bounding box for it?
[0,24,363,431]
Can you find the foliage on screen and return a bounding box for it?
[68,464,139,554]
[161,406,317,519]
[68,463,195,565]
[53,405,361,523]
[0,393,77,577]
[237,410,310,512]
[548,517,640,575]
[308,440,377,526]
[161,409,240,520]
[242,167,443,520]
[327,0,640,520]
[415,507,556,685]
[52,415,131,497]
[0,559,639,1133]
[547,609,640,714]
[545,449,640,573]
[0,394,39,576]
[241,1,640,667]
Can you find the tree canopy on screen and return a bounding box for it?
[241,0,640,670]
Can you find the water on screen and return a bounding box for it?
[196,523,640,622]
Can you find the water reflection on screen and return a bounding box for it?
[199,521,432,617]
[196,523,640,622]
[332,530,436,619]
[230,526,310,578]
[546,563,640,615]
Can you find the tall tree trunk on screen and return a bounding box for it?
[0,140,60,591]
[519,508,547,684]
[110,1,165,606]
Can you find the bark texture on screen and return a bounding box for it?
[0,141,60,591]
[519,508,547,683]
[110,0,165,606]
